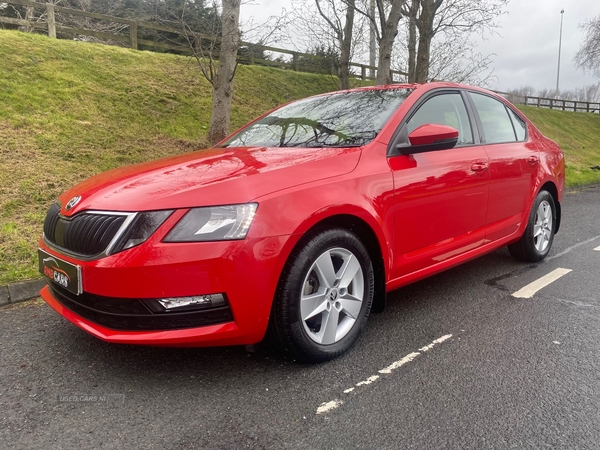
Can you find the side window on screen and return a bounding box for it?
[470,92,517,144]
[407,93,474,145]
[507,108,527,141]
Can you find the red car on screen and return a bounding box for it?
[38,83,565,362]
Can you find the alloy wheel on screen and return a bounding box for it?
[300,247,365,345]
[533,200,553,253]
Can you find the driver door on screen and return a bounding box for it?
[388,91,490,279]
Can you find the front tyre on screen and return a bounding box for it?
[508,190,556,262]
[270,228,374,363]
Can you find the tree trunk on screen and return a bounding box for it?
[338,0,355,89]
[407,0,420,83]
[414,0,441,83]
[207,0,240,145]
[369,0,377,78]
[415,30,432,83]
[375,0,406,85]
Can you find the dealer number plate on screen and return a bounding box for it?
[38,249,82,295]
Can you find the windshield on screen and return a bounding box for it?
[220,88,412,148]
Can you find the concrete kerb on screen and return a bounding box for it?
[0,278,45,306]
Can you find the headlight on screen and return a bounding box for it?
[163,203,258,242]
[110,210,174,254]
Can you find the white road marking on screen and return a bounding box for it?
[378,352,421,375]
[512,268,572,299]
[316,399,344,414]
[356,375,380,386]
[419,334,453,352]
[546,235,600,261]
[594,245,600,251]
[316,334,453,415]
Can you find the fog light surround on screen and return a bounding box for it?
[154,294,227,313]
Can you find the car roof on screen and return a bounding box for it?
[330,82,512,108]
[339,81,494,94]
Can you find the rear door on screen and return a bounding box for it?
[466,92,539,242]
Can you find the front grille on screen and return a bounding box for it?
[43,203,128,257]
[47,284,234,331]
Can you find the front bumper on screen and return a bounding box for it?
[39,233,291,347]
[41,285,242,347]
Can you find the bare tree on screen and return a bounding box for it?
[408,0,440,83]
[424,35,497,86]
[537,88,558,100]
[2,0,55,32]
[58,0,130,43]
[372,0,406,84]
[535,84,600,103]
[290,0,366,89]
[4,0,153,44]
[563,90,579,101]
[349,0,407,85]
[153,0,239,144]
[574,83,600,102]
[505,85,535,105]
[241,9,292,53]
[403,0,508,83]
[405,0,419,81]
[575,15,600,78]
[314,0,356,89]
[207,0,240,144]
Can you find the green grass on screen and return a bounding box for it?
[1,29,600,285]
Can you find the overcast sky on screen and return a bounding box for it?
[240,0,599,93]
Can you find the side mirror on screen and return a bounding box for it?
[397,124,459,155]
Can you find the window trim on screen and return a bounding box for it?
[387,89,479,157]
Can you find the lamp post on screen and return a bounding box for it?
[556,9,564,94]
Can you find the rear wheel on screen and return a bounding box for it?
[508,190,556,262]
[269,228,374,363]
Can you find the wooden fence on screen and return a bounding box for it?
[0,0,406,82]
[496,91,599,113]
[524,96,599,113]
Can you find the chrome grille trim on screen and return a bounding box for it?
[43,204,138,261]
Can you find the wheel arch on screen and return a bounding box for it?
[540,181,561,234]
[312,215,387,313]
[278,214,387,315]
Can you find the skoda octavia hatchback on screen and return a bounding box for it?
[39,83,565,362]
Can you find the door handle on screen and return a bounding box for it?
[471,162,488,173]
[527,156,540,165]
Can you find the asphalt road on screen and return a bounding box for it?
[1,185,599,450]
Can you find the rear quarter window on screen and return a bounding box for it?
[506,108,527,141]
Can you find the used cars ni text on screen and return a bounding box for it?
[38,82,565,362]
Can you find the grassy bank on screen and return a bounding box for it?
[517,105,600,186]
[0,30,346,284]
[1,29,600,285]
